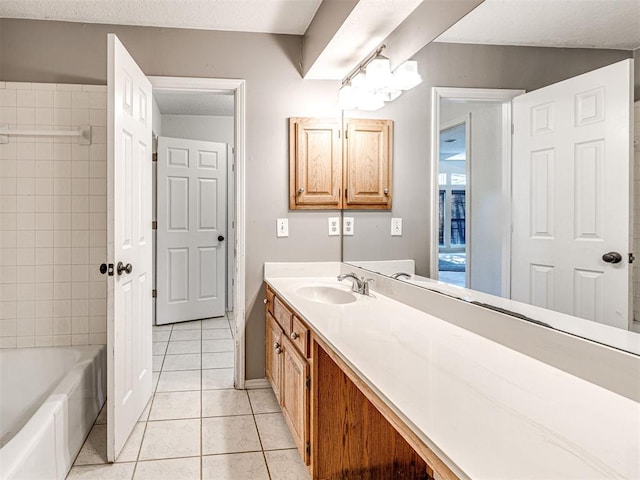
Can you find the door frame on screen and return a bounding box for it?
[149,76,247,389]
[430,87,524,297]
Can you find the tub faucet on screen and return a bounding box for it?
[390,272,411,280]
[337,273,374,296]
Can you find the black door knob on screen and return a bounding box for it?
[117,262,133,275]
[218,235,225,242]
[602,252,622,264]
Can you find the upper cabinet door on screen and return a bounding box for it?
[289,117,342,209]
[344,119,393,210]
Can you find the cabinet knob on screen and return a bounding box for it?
[275,347,282,354]
[263,298,268,304]
[298,187,305,195]
[383,188,389,195]
[290,331,299,340]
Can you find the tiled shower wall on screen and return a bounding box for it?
[0,82,107,348]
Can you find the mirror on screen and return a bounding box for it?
[342,6,640,355]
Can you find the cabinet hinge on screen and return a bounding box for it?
[345,129,348,139]
[152,221,157,230]
[152,153,158,162]
[338,130,341,139]
[630,253,635,264]
[152,289,157,298]
[305,376,311,389]
[305,441,311,456]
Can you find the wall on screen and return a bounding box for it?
[0,81,107,348]
[160,115,234,146]
[342,42,632,277]
[441,101,503,296]
[0,19,341,379]
[634,101,640,324]
[634,48,640,101]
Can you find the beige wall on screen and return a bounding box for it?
[0,18,342,379]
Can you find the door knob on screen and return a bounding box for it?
[602,252,622,264]
[218,235,225,242]
[117,262,133,275]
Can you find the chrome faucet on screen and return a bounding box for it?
[390,272,411,280]
[337,273,374,296]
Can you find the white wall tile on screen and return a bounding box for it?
[1,82,107,349]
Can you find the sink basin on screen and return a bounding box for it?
[296,285,357,305]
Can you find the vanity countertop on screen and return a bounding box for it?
[264,268,640,479]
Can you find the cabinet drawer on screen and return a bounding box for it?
[273,296,293,335]
[265,286,275,316]
[289,315,310,358]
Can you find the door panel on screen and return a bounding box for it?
[512,59,633,329]
[107,33,153,461]
[156,136,227,324]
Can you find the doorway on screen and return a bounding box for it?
[438,117,469,288]
[149,77,246,391]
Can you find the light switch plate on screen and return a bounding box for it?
[328,217,340,236]
[277,218,289,237]
[391,218,402,236]
[343,217,354,236]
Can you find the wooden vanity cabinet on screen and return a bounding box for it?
[289,117,393,210]
[264,285,312,466]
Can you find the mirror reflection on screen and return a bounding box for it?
[342,1,640,355]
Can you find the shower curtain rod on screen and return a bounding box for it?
[0,124,92,145]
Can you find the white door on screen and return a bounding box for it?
[511,59,633,329]
[156,136,227,325]
[107,34,153,461]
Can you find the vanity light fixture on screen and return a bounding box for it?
[338,45,422,111]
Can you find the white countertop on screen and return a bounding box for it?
[264,266,640,479]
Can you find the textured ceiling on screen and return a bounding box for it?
[154,91,234,116]
[436,0,640,50]
[0,0,323,34]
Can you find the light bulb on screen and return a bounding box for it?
[392,60,422,91]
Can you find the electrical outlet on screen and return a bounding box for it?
[391,218,402,236]
[328,217,340,236]
[276,218,289,237]
[343,217,354,236]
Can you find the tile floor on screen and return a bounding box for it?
[67,315,310,480]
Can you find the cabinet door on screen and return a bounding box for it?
[281,335,310,464]
[344,118,393,209]
[265,312,283,403]
[289,117,342,209]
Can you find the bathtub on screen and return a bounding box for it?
[0,346,106,480]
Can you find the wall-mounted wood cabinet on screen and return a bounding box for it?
[289,117,393,210]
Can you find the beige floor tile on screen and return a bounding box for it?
[264,449,311,480]
[202,415,261,455]
[201,389,251,417]
[166,340,201,355]
[95,404,106,425]
[201,452,269,480]
[67,463,135,480]
[152,341,168,355]
[152,330,170,342]
[149,391,201,420]
[152,324,172,331]
[152,372,160,392]
[170,329,202,341]
[201,317,229,329]
[156,369,201,392]
[139,397,152,421]
[255,413,297,450]
[202,352,233,369]
[133,457,200,480]
[248,388,281,414]
[171,320,202,330]
[202,328,232,340]
[74,424,108,465]
[202,339,233,353]
[162,353,201,371]
[116,422,146,463]
[138,419,200,460]
[152,355,164,372]
[202,368,233,390]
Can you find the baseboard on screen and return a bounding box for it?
[243,378,271,389]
